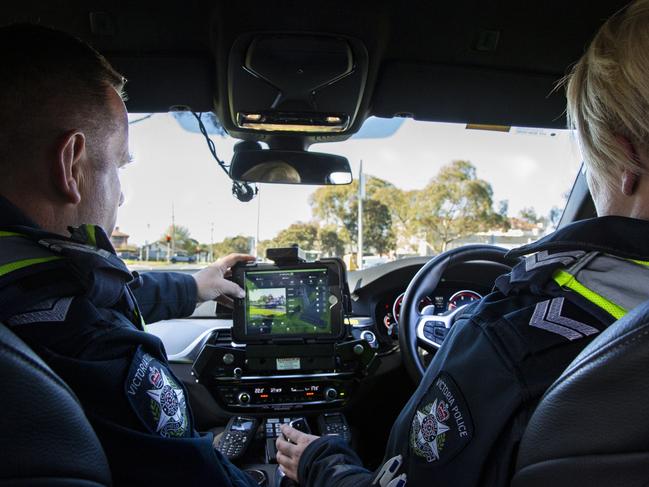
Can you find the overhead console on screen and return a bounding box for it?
[192,247,378,413]
[226,33,369,144]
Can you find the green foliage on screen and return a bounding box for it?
[318,225,346,257]
[157,161,531,260]
[160,225,199,254]
[518,207,541,224]
[355,199,395,256]
[412,161,505,253]
[272,222,319,249]
[312,161,504,255]
[212,235,253,256]
[310,176,397,255]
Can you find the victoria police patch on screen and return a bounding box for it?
[410,372,473,466]
[125,346,191,438]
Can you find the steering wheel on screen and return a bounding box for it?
[399,245,520,382]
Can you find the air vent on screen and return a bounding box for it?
[212,328,232,344]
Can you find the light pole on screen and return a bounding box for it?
[255,190,261,258]
[145,223,150,261]
[357,160,364,270]
[209,222,214,262]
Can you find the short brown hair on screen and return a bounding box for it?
[0,23,125,168]
[565,1,649,192]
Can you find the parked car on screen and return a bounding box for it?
[170,253,196,264]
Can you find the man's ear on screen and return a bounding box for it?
[615,135,640,196]
[52,131,86,205]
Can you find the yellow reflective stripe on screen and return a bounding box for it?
[630,259,649,268]
[0,256,63,277]
[135,308,147,331]
[84,225,97,247]
[0,231,25,238]
[553,269,627,320]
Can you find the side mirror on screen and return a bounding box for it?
[229,148,353,185]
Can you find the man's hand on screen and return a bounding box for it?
[276,424,320,482]
[192,253,255,305]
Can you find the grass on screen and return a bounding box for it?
[123,259,171,267]
[249,306,286,317]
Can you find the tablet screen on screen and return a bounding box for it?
[244,268,332,336]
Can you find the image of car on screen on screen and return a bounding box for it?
[245,281,332,335]
[248,288,287,316]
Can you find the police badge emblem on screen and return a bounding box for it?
[409,372,473,465]
[126,347,191,438]
[411,398,451,462]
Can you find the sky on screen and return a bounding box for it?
[117,114,582,246]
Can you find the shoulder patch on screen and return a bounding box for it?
[125,346,191,438]
[6,297,73,326]
[410,372,473,466]
[529,297,599,341]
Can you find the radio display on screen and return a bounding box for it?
[252,384,322,402]
[244,268,331,336]
[215,380,351,409]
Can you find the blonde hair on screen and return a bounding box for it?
[565,0,649,192]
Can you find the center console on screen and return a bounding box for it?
[190,248,378,486]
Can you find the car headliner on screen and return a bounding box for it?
[2,0,629,132]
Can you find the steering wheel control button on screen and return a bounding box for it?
[423,326,435,341]
[433,326,448,343]
[422,320,450,346]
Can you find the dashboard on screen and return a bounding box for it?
[379,286,487,335]
[141,255,514,479]
[146,256,512,418]
[344,257,510,348]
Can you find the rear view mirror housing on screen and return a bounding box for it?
[229,148,353,186]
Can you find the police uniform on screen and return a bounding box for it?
[298,216,649,487]
[0,196,256,487]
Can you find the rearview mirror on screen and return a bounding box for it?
[230,149,353,185]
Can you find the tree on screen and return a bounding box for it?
[412,160,505,253]
[160,225,198,254]
[271,222,319,250]
[310,175,396,254]
[498,200,509,218]
[256,239,274,260]
[514,207,550,231]
[318,225,346,257]
[548,206,563,228]
[212,235,253,257]
[518,207,541,224]
[362,199,396,256]
[374,187,420,252]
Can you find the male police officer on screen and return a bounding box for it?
[276,1,649,485]
[0,25,258,486]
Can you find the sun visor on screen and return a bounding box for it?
[228,33,368,135]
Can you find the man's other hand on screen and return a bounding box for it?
[276,424,320,482]
[192,253,255,305]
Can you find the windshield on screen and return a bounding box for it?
[118,114,581,270]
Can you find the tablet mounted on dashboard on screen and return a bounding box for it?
[231,260,346,344]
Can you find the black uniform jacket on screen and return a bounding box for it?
[0,196,255,487]
[299,216,649,487]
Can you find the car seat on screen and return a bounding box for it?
[0,322,111,486]
[513,300,649,486]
